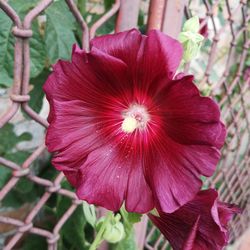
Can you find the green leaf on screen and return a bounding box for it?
[182,41,200,62]
[57,181,88,250]
[29,20,46,79]
[88,14,115,36]
[0,150,29,191]
[119,207,141,238]
[245,59,250,66]
[22,235,47,250]
[110,229,136,250]
[15,178,34,194]
[10,0,40,19]
[183,16,200,33]
[77,0,86,15]
[103,220,125,244]
[149,208,159,217]
[1,151,38,208]
[0,123,32,155]
[0,10,14,87]
[0,167,11,189]
[179,31,204,43]
[0,123,33,202]
[45,1,77,64]
[95,213,125,245]
[104,0,114,10]
[29,69,50,113]
[138,9,145,28]
[127,212,142,224]
[0,0,45,87]
[82,201,97,228]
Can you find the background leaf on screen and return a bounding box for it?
[45,0,77,64]
[0,0,45,87]
[57,181,89,250]
[22,235,47,250]
[29,20,46,78]
[110,229,136,250]
[0,123,34,206]
[104,0,114,11]
[0,11,14,87]
[29,69,50,113]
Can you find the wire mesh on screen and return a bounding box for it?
[0,0,249,250]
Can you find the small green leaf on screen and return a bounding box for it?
[182,41,200,62]
[102,214,125,244]
[119,207,141,238]
[127,212,142,224]
[183,16,200,33]
[149,208,160,217]
[29,69,50,113]
[179,16,205,63]
[179,31,204,43]
[82,201,96,228]
[45,1,77,64]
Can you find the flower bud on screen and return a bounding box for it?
[96,214,125,244]
[179,16,204,62]
[183,16,200,33]
[102,220,125,243]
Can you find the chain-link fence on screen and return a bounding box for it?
[0,0,249,249]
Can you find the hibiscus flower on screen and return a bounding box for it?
[43,29,226,213]
[148,189,240,250]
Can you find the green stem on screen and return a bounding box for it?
[89,212,113,250]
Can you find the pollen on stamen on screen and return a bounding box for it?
[121,117,137,133]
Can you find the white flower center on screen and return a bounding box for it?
[121,104,149,133]
[122,117,137,133]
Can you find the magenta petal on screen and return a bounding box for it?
[146,137,220,213]
[161,76,226,149]
[125,163,154,213]
[76,145,129,211]
[148,189,240,250]
[181,217,200,250]
[76,143,154,213]
[90,29,143,68]
[144,30,183,80]
[63,170,78,187]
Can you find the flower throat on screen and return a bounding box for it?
[121,104,150,133]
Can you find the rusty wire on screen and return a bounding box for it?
[0,0,249,249]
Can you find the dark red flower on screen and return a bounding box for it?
[199,18,208,38]
[43,29,226,213]
[148,189,240,250]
